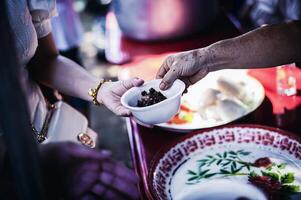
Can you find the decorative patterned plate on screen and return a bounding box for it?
[150,125,301,200]
[156,70,265,132]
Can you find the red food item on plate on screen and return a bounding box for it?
[254,157,272,168]
[167,114,187,124]
[167,104,196,124]
[248,175,282,192]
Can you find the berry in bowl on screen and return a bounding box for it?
[121,79,185,125]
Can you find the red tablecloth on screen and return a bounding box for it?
[249,67,301,114]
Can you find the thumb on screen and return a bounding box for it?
[187,66,209,84]
[73,146,112,161]
[159,64,180,90]
[121,78,144,90]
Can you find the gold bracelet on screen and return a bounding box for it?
[88,79,106,106]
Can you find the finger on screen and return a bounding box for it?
[69,169,100,198]
[91,183,126,200]
[156,62,169,79]
[103,189,127,200]
[132,77,144,87]
[72,146,112,161]
[188,68,208,84]
[121,78,144,90]
[91,183,106,196]
[77,161,102,173]
[156,56,173,79]
[114,104,131,117]
[79,170,100,192]
[159,63,180,90]
[102,160,139,183]
[98,171,139,199]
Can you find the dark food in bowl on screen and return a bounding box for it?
[137,88,167,107]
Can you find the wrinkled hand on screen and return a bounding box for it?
[39,142,139,200]
[98,78,144,116]
[156,49,210,90]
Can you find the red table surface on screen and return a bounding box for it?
[106,12,301,199]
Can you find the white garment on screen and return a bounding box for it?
[6,0,57,131]
[51,0,83,51]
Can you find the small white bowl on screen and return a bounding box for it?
[121,79,185,125]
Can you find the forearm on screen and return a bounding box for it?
[205,20,301,71]
[31,54,98,101]
[28,34,99,102]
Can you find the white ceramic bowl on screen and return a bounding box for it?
[121,79,185,125]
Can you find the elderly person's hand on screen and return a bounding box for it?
[156,49,211,90]
[98,77,144,116]
[40,142,139,200]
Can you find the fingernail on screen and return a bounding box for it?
[133,78,140,83]
[160,82,166,90]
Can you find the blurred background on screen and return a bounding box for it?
[56,0,301,166]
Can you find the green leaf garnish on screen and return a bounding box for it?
[187,176,199,182]
[223,152,228,158]
[281,173,295,184]
[186,149,300,193]
[187,170,197,176]
[281,184,300,193]
[204,173,217,178]
[217,159,222,165]
[261,171,280,181]
[220,169,231,174]
[199,169,210,176]
[277,163,287,169]
[249,171,257,178]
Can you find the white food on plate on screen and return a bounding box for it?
[157,70,265,131]
[197,87,247,122]
[217,76,246,102]
[198,88,221,108]
[216,99,247,122]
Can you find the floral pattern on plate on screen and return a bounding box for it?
[150,126,301,200]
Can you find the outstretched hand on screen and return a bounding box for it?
[98,77,144,116]
[156,49,210,90]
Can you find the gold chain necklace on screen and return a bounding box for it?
[31,104,55,143]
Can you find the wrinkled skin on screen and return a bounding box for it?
[156,49,210,90]
[157,21,301,91]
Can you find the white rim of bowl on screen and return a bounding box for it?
[121,79,185,112]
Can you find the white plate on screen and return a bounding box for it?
[156,70,265,132]
[150,125,301,200]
